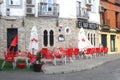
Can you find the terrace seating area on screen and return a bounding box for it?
[1,47,108,70]
[40,47,108,65]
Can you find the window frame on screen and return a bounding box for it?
[7,0,22,8]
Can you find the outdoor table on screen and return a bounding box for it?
[14,54,29,68]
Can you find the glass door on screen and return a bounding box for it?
[110,35,115,52]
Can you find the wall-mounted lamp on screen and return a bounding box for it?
[11,24,13,28]
[58,25,63,32]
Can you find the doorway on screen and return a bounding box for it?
[101,34,107,47]
[7,28,18,52]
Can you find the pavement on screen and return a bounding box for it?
[42,53,120,74]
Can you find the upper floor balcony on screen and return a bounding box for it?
[38,2,59,17]
[76,7,89,20]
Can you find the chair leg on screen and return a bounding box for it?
[12,62,15,69]
[78,55,81,59]
[1,61,6,69]
[53,58,56,65]
[25,58,29,68]
[70,57,73,62]
[28,63,31,68]
[64,56,67,64]
[72,55,75,60]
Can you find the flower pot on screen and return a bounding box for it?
[33,63,43,72]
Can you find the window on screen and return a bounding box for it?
[91,34,93,45]
[49,30,54,46]
[110,35,115,52]
[8,0,21,6]
[43,30,48,46]
[76,1,81,17]
[43,30,54,47]
[101,34,107,47]
[41,0,53,13]
[88,33,90,40]
[94,34,95,46]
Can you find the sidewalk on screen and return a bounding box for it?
[42,54,120,74]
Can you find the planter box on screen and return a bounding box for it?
[33,64,43,72]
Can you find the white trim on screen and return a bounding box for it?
[65,27,71,35]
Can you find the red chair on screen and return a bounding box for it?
[1,51,15,69]
[28,52,37,68]
[73,48,80,59]
[63,48,74,64]
[95,48,103,56]
[58,47,64,52]
[103,47,108,55]
[41,48,56,65]
[84,48,94,58]
[58,47,66,57]
[52,51,62,59]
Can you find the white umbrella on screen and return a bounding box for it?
[78,27,93,51]
[29,26,39,55]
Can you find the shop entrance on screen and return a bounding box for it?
[101,34,107,47]
[7,28,18,52]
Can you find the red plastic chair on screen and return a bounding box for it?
[95,48,103,56]
[63,48,74,64]
[103,47,108,55]
[58,47,66,57]
[52,51,62,59]
[28,53,36,63]
[28,52,37,68]
[73,48,80,59]
[1,51,15,69]
[84,48,94,58]
[51,49,65,65]
[41,48,56,65]
[41,48,54,59]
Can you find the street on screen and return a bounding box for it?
[1,59,120,80]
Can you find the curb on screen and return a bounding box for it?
[43,54,120,74]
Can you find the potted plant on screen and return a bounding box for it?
[33,51,43,72]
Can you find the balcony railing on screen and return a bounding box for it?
[76,7,89,19]
[115,0,120,5]
[38,2,59,17]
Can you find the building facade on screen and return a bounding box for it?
[0,0,100,58]
[100,0,120,54]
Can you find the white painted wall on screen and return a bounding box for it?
[0,0,100,24]
[88,0,100,24]
[1,0,6,16]
[57,0,100,24]
[1,0,25,16]
[57,0,76,18]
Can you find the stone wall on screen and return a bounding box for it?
[0,16,99,58]
[0,17,78,58]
